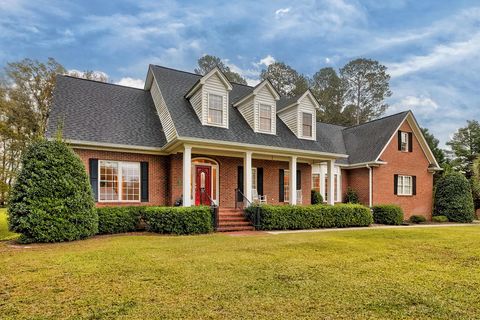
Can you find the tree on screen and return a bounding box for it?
[260,62,309,97]
[310,67,349,125]
[5,58,66,136]
[471,156,480,211]
[421,128,447,166]
[446,120,480,178]
[8,139,97,243]
[433,172,475,223]
[68,70,108,82]
[340,58,392,125]
[194,55,247,85]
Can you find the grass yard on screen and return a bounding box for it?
[0,208,18,241]
[1,218,480,319]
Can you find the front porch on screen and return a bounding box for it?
[169,144,339,208]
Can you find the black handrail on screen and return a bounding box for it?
[234,188,261,229]
[200,188,219,230]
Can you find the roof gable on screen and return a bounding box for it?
[185,67,232,98]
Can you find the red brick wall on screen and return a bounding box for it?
[373,121,434,220]
[74,149,169,207]
[344,168,370,205]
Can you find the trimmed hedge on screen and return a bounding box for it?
[245,203,372,230]
[432,215,449,223]
[8,139,97,243]
[434,172,475,223]
[143,206,213,235]
[409,215,427,224]
[97,206,145,234]
[372,205,404,225]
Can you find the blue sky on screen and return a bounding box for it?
[1,0,478,147]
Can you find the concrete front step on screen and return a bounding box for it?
[217,225,256,232]
[219,220,252,226]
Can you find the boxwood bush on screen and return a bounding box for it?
[245,203,372,231]
[311,190,323,204]
[97,206,145,234]
[432,215,449,223]
[409,215,427,224]
[143,206,213,235]
[372,205,404,225]
[434,172,475,223]
[8,139,97,243]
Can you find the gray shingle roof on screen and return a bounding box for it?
[47,65,411,165]
[342,111,409,164]
[150,65,346,155]
[46,75,166,148]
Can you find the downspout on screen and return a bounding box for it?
[367,165,373,207]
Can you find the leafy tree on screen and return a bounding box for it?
[8,139,97,243]
[260,62,309,97]
[471,156,480,211]
[340,58,392,125]
[5,58,66,136]
[310,67,351,125]
[434,172,475,222]
[68,70,108,82]
[421,128,446,167]
[195,55,247,85]
[446,120,480,178]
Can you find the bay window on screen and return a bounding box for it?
[99,160,140,202]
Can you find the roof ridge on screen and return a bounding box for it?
[59,74,147,91]
[317,121,346,128]
[151,64,255,88]
[343,111,410,131]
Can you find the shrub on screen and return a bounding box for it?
[97,206,145,234]
[434,172,475,223]
[409,215,427,224]
[432,215,449,223]
[143,206,213,235]
[8,139,97,243]
[245,203,372,231]
[372,205,404,225]
[344,187,359,204]
[311,190,323,204]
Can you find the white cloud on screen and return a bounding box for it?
[325,57,331,64]
[275,7,291,18]
[115,77,145,88]
[68,69,109,81]
[391,95,439,116]
[256,55,275,67]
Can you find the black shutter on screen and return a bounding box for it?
[279,169,285,202]
[257,168,264,196]
[394,174,398,195]
[398,131,402,150]
[89,158,98,202]
[412,176,416,195]
[408,132,413,152]
[141,162,149,202]
[237,166,244,202]
[296,169,301,190]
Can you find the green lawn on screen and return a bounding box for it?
[0,208,18,241]
[1,225,480,319]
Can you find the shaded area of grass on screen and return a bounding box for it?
[1,226,480,319]
[0,208,18,241]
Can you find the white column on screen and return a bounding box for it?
[327,159,335,205]
[290,156,297,205]
[244,151,253,203]
[182,145,192,207]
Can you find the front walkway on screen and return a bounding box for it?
[266,221,480,235]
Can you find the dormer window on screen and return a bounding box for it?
[259,104,272,132]
[302,112,313,138]
[207,93,224,125]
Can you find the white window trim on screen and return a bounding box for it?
[401,131,409,152]
[301,111,314,138]
[284,169,290,203]
[98,160,141,203]
[397,175,413,196]
[252,167,258,192]
[258,103,273,133]
[312,164,342,203]
[207,93,226,127]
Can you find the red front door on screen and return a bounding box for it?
[195,165,211,205]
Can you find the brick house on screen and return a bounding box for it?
[47,65,441,230]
